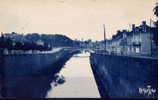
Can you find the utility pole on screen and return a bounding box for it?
[150,19,152,57]
[103,24,106,52]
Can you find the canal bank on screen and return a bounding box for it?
[1,49,80,98]
[2,49,79,77]
[90,53,158,98]
[47,52,100,98]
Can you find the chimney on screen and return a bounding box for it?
[132,24,136,33]
[142,21,147,32]
[132,24,135,30]
[142,21,146,25]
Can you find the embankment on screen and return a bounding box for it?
[0,49,80,97]
[2,49,80,77]
[90,53,158,98]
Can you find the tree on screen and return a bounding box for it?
[14,42,23,50]
[153,3,158,46]
[154,3,158,17]
[5,38,13,50]
[0,35,5,49]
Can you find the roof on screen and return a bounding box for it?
[111,21,152,41]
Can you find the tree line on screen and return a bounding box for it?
[0,32,74,51]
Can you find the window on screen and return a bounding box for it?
[135,47,140,53]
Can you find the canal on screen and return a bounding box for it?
[47,52,100,98]
[1,50,100,98]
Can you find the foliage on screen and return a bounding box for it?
[0,33,74,51]
[153,3,158,46]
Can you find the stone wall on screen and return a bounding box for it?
[2,49,79,77]
[90,53,158,98]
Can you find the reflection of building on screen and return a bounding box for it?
[107,21,153,56]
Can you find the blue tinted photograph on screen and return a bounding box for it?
[0,0,158,99]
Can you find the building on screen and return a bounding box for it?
[107,21,153,56]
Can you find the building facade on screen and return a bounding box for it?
[107,21,152,56]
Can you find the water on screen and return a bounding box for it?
[1,51,100,98]
[47,52,100,98]
[1,50,74,98]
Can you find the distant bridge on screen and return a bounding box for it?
[63,47,96,53]
[72,56,89,58]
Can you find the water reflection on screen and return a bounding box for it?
[1,51,100,98]
[2,72,68,98]
[1,51,75,98]
[47,52,100,98]
[2,76,53,98]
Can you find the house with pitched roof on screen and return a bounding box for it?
[108,21,152,56]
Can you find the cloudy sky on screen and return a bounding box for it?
[0,0,157,41]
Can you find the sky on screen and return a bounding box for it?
[0,0,157,41]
